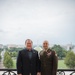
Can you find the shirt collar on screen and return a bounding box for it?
[43,48,48,52]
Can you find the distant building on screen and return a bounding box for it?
[61,45,67,50]
[61,43,74,51]
[34,46,42,53]
[72,47,75,53]
[0,44,3,49]
[7,44,25,49]
[17,45,25,48]
[66,44,74,51]
[7,44,18,49]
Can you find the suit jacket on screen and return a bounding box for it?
[40,49,58,75]
[17,48,41,75]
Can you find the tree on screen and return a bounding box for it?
[51,45,67,59]
[65,51,75,69]
[10,52,18,57]
[9,47,23,52]
[3,51,13,68]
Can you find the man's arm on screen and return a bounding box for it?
[16,51,22,75]
[52,51,58,75]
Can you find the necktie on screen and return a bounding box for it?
[28,51,32,59]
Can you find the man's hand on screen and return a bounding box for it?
[18,74,22,75]
[37,72,41,75]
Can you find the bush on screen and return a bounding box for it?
[65,51,75,69]
[3,51,13,68]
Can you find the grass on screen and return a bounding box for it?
[13,59,68,69]
[58,60,68,69]
[12,60,16,68]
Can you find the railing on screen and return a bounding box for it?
[57,69,75,75]
[0,69,75,75]
[0,69,16,75]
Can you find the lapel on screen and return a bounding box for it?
[32,50,36,58]
[31,49,35,60]
[31,49,37,61]
[24,48,29,59]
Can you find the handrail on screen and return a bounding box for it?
[0,68,75,71]
[0,69,75,75]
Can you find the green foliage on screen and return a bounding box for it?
[5,47,23,58]
[10,52,18,57]
[64,51,75,69]
[51,45,67,59]
[9,47,23,52]
[3,51,13,68]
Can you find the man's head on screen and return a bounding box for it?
[43,40,49,50]
[25,39,33,50]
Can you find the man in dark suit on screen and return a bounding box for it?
[39,40,58,75]
[17,39,41,75]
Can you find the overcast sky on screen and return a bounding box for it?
[0,0,75,45]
